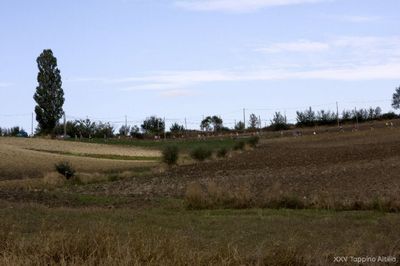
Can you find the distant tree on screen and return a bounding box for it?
[201,116,224,132]
[270,112,289,131]
[130,125,141,138]
[54,121,77,137]
[380,112,399,120]
[119,125,130,136]
[296,107,316,127]
[211,116,223,131]
[76,119,96,138]
[341,110,352,122]
[33,49,65,135]
[368,106,382,120]
[352,108,369,122]
[141,116,164,135]
[316,110,336,126]
[170,123,185,133]
[200,116,212,131]
[95,122,114,138]
[234,121,245,131]
[10,126,21,137]
[392,86,400,110]
[248,113,259,129]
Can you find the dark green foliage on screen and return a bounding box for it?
[233,140,246,151]
[392,86,400,110]
[55,161,75,179]
[0,127,28,137]
[200,116,223,132]
[33,49,65,135]
[141,116,165,135]
[270,112,289,131]
[190,146,213,161]
[170,123,185,133]
[316,110,337,126]
[247,136,260,148]
[119,125,130,136]
[216,147,228,158]
[295,106,384,127]
[129,125,142,138]
[248,113,259,129]
[55,119,114,138]
[342,107,382,123]
[380,112,399,120]
[162,145,179,165]
[234,121,245,131]
[296,107,316,127]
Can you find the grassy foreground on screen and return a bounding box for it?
[1,201,399,265]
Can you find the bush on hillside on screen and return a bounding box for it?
[55,161,75,179]
[162,145,179,165]
[190,147,213,161]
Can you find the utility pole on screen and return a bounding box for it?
[184,117,188,137]
[336,102,340,128]
[258,115,261,130]
[243,108,246,129]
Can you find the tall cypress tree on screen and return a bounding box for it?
[33,49,65,135]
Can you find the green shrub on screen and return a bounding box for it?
[247,136,260,148]
[216,147,228,158]
[162,145,179,165]
[55,161,75,179]
[233,140,246,151]
[190,146,213,161]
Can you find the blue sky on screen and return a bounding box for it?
[0,0,399,131]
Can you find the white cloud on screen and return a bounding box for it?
[255,40,330,53]
[256,36,400,65]
[160,89,196,98]
[326,15,381,23]
[68,35,400,94]
[175,0,329,12]
[69,63,400,94]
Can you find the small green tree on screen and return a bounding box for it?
[234,121,245,131]
[141,116,165,135]
[162,145,179,165]
[248,113,259,129]
[211,116,223,131]
[270,112,289,131]
[392,86,400,110]
[200,116,224,132]
[119,125,130,136]
[33,49,65,135]
[170,123,185,133]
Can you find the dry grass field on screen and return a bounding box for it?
[0,125,399,265]
[0,137,160,180]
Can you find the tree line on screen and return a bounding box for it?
[2,49,400,138]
